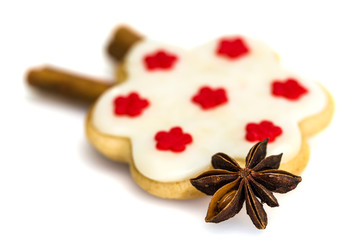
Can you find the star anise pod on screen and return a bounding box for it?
[190,138,302,229]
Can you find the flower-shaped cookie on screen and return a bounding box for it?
[86,34,334,199]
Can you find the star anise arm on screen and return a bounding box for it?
[190,169,238,195]
[248,175,279,207]
[252,153,283,172]
[244,179,268,229]
[251,169,302,193]
[245,138,268,169]
[205,178,245,223]
[212,152,241,171]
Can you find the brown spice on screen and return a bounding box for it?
[190,138,302,229]
[27,66,112,103]
[107,25,143,62]
[26,26,142,102]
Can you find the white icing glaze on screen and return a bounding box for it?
[92,37,327,182]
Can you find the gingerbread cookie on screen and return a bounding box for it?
[85,29,334,199]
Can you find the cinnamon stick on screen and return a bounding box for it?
[107,26,143,62]
[27,66,113,103]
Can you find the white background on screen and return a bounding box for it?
[1,0,359,239]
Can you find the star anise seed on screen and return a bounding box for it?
[190,138,302,229]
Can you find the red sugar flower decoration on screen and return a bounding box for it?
[216,37,250,60]
[192,86,228,110]
[245,120,282,143]
[155,127,193,153]
[272,78,308,100]
[113,92,150,117]
[143,50,178,71]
